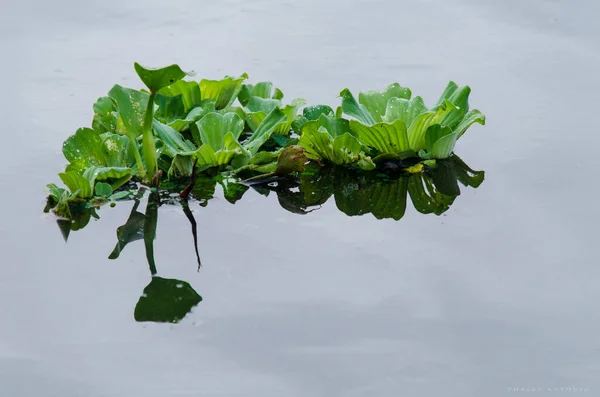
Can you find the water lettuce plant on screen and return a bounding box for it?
[46,62,486,218]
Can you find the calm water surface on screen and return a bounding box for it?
[1,0,600,396]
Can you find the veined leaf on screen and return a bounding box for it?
[92,96,118,134]
[62,128,105,170]
[244,107,287,155]
[349,119,412,157]
[383,96,428,126]
[152,120,197,158]
[340,88,376,125]
[159,80,202,112]
[454,109,486,139]
[430,132,458,159]
[59,171,92,198]
[358,83,411,123]
[407,100,461,151]
[108,85,149,138]
[83,166,132,191]
[425,125,453,152]
[134,63,188,93]
[238,81,284,106]
[298,122,375,170]
[200,74,248,109]
[194,112,245,149]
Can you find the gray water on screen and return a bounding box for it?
[2,0,600,396]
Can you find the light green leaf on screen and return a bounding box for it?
[454,109,486,139]
[244,108,287,155]
[152,120,197,158]
[194,112,245,149]
[108,85,149,138]
[134,63,188,92]
[200,73,248,109]
[340,88,376,125]
[425,125,453,152]
[62,128,105,170]
[383,96,428,126]
[59,171,92,198]
[159,80,202,112]
[103,133,134,167]
[349,119,412,157]
[430,132,458,159]
[95,182,113,197]
[358,83,411,123]
[407,100,460,151]
[83,166,132,192]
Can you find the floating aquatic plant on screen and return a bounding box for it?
[46,62,486,217]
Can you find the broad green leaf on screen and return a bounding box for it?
[108,85,149,138]
[425,125,453,152]
[194,112,245,149]
[349,119,412,157]
[152,120,197,158]
[430,132,458,159]
[92,96,118,134]
[298,123,375,170]
[59,171,92,198]
[340,88,376,125]
[407,100,460,151]
[83,166,132,192]
[200,73,248,109]
[103,133,134,167]
[358,83,411,123]
[383,96,428,126]
[95,182,113,197]
[134,277,202,323]
[454,109,486,139]
[62,128,105,170]
[238,81,283,106]
[134,63,188,92]
[159,80,202,111]
[154,93,186,123]
[435,81,459,107]
[244,108,287,155]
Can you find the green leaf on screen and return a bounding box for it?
[358,83,411,123]
[424,124,453,152]
[194,112,245,149]
[134,62,188,92]
[340,88,376,125]
[92,96,118,134]
[200,73,248,109]
[83,166,132,192]
[134,277,202,323]
[108,85,149,138]
[238,81,283,106]
[349,119,412,157]
[244,107,288,155]
[430,132,458,159]
[95,182,113,197]
[383,96,428,126]
[454,109,486,139]
[62,128,105,170]
[59,171,92,198]
[152,120,197,158]
[102,133,134,167]
[407,100,460,151]
[159,80,202,112]
[298,122,375,170]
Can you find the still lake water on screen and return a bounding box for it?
[2,0,600,396]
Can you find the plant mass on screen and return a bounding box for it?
[46,63,486,218]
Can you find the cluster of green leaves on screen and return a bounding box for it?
[47,62,486,214]
[297,82,485,170]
